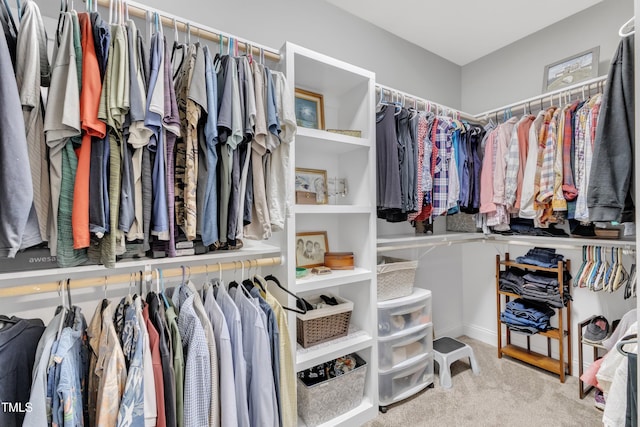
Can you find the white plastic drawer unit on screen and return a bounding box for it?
[378,323,433,370]
[378,352,434,405]
[378,288,432,337]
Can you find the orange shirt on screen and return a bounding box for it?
[72,13,105,249]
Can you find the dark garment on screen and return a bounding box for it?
[376,105,403,213]
[147,293,177,427]
[0,317,45,427]
[88,13,110,237]
[0,2,17,68]
[142,147,152,252]
[163,36,180,258]
[228,145,241,245]
[589,36,635,223]
[627,352,637,427]
[90,12,109,80]
[396,108,410,213]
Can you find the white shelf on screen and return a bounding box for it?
[298,399,376,427]
[294,267,372,292]
[296,127,370,152]
[295,204,371,215]
[296,329,372,371]
[0,241,282,287]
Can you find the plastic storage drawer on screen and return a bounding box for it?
[378,323,433,370]
[378,352,434,405]
[378,288,432,337]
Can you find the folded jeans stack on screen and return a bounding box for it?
[521,272,572,308]
[500,298,555,335]
[499,268,526,295]
[516,247,565,268]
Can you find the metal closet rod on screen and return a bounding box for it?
[0,256,283,298]
[375,83,478,122]
[473,75,609,119]
[95,0,282,61]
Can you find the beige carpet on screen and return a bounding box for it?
[364,336,603,427]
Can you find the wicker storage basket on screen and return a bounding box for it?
[377,256,418,301]
[296,294,353,348]
[297,353,367,426]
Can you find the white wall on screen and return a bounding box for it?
[36,0,462,109]
[461,242,636,374]
[461,0,633,113]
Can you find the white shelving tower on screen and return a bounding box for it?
[283,42,378,427]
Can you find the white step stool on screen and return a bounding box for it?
[433,337,480,388]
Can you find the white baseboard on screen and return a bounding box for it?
[435,323,464,339]
[463,323,496,346]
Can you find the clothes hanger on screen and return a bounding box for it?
[155,268,170,308]
[56,280,68,338]
[229,261,240,289]
[624,263,636,299]
[616,334,637,357]
[619,16,635,37]
[574,246,587,288]
[263,274,307,314]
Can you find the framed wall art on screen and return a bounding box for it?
[542,47,599,92]
[295,88,325,130]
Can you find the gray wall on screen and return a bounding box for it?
[461,0,633,114]
[37,0,461,109]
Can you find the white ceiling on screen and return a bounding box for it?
[324,0,603,66]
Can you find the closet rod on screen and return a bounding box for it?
[377,237,486,252]
[0,256,283,298]
[375,83,478,122]
[473,75,608,119]
[496,239,635,255]
[94,0,281,61]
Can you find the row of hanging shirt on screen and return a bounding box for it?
[2,272,295,427]
[0,0,296,268]
[376,98,486,225]
[375,89,624,234]
[479,94,603,231]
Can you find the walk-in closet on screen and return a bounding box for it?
[0,0,637,426]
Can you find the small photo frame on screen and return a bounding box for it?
[295,88,325,130]
[542,47,599,92]
[296,231,329,268]
[295,168,328,204]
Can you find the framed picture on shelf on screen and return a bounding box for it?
[296,231,329,268]
[295,88,325,130]
[542,47,599,92]
[295,168,328,204]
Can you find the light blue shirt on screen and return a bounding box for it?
[230,286,278,427]
[215,282,251,427]
[203,284,240,427]
[22,311,64,427]
[145,33,168,236]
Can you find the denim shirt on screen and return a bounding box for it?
[117,304,145,427]
[51,307,87,427]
